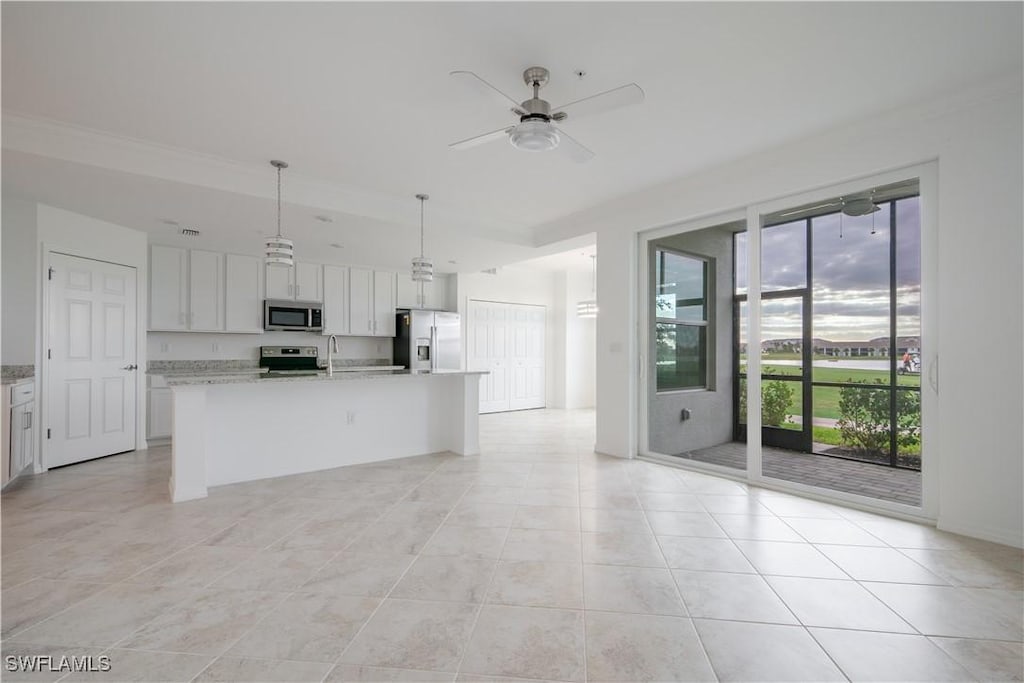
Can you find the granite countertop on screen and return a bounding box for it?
[166,369,486,387]
[1,365,35,386]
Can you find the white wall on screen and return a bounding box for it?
[456,266,561,407]
[147,331,391,362]
[581,78,1022,547]
[1,195,38,365]
[36,204,151,462]
[563,268,596,409]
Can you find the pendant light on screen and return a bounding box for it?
[411,194,434,308]
[577,254,598,318]
[265,160,294,267]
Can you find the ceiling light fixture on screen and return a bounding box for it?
[265,160,294,268]
[412,194,434,308]
[577,254,598,318]
[509,119,560,152]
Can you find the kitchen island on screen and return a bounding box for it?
[165,369,485,502]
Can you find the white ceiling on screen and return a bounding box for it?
[2,2,1021,271]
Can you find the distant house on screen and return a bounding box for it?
[760,336,921,357]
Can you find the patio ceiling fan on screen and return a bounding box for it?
[780,192,881,218]
[448,66,645,163]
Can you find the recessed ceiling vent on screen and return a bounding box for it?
[180,227,200,237]
[481,268,499,275]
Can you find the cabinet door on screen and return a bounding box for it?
[20,406,34,473]
[373,271,397,337]
[225,254,263,332]
[348,267,374,335]
[189,249,224,331]
[294,262,323,302]
[149,245,188,330]
[322,265,350,335]
[265,263,293,300]
[147,389,172,440]
[10,404,32,474]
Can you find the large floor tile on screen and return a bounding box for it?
[816,544,948,584]
[733,540,847,578]
[766,575,914,632]
[645,511,726,538]
[930,636,1024,682]
[1,579,107,638]
[579,508,650,534]
[340,598,478,672]
[460,605,585,682]
[227,592,378,662]
[585,611,715,682]
[124,545,257,588]
[511,505,580,531]
[899,546,1024,589]
[301,551,415,597]
[390,555,496,603]
[61,649,213,682]
[658,536,756,573]
[501,528,582,563]
[780,517,887,546]
[694,618,845,682]
[7,583,196,647]
[346,520,442,555]
[864,582,1024,640]
[487,560,583,609]
[446,502,517,528]
[810,628,974,681]
[711,514,804,542]
[422,525,509,559]
[269,518,366,551]
[673,569,797,624]
[194,656,332,682]
[583,564,685,616]
[583,531,666,567]
[327,664,455,682]
[119,588,284,654]
[211,548,337,592]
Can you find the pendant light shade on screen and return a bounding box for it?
[266,160,294,267]
[577,254,598,318]
[412,194,434,308]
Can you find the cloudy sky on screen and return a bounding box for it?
[735,197,920,342]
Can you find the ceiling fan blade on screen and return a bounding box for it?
[779,201,841,217]
[554,127,595,163]
[450,70,526,116]
[552,83,645,121]
[449,126,512,150]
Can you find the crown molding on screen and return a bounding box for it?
[1,111,533,246]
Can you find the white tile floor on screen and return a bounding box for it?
[1,408,1021,682]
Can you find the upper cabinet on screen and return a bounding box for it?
[349,267,395,337]
[396,273,452,311]
[265,261,322,302]
[150,245,188,330]
[225,254,264,333]
[322,265,349,335]
[188,249,224,331]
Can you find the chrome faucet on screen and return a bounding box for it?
[326,335,339,376]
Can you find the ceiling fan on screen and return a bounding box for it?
[780,192,881,218]
[449,66,645,163]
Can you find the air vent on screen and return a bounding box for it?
[481,268,498,275]
[180,228,200,238]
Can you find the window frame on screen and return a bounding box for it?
[653,245,713,393]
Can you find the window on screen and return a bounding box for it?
[655,247,710,391]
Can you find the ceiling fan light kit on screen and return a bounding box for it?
[265,159,294,267]
[449,65,644,162]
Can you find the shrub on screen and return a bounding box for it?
[739,380,795,427]
[837,380,921,455]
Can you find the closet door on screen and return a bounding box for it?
[509,303,546,410]
[467,300,510,413]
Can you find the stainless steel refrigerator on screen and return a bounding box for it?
[393,309,461,372]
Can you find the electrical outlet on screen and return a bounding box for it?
[680,408,692,422]
[346,411,356,425]
[211,343,220,353]
[160,342,170,353]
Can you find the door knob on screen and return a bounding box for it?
[123,364,138,371]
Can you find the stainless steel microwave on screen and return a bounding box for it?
[264,300,323,332]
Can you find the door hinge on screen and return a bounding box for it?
[47,348,52,359]
[48,267,54,281]
[47,428,51,439]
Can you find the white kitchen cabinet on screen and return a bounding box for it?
[150,245,188,330]
[396,274,452,311]
[4,380,35,486]
[225,254,263,333]
[348,267,374,335]
[322,265,350,335]
[265,261,323,302]
[373,271,397,337]
[148,390,172,441]
[188,249,224,331]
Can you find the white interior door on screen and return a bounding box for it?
[467,300,510,413]
[509,303,546,410]
[47,253,138,468]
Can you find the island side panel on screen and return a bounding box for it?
[449,374,481,456]
[169,385,209,502]
[201,375,470,488]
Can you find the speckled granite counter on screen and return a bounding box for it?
[1,365,34,385]
[165,369,481,386]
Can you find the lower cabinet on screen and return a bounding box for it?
[148,376,172,441]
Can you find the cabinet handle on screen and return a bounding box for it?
[288,284,293,296]
[24,412,31,429]
[296,285,301,298]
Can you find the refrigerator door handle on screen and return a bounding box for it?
[429,325,437,371]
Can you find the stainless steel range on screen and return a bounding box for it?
[259,346,320,376]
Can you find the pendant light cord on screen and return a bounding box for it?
[276,165,282,239]
[420,197,425,257]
